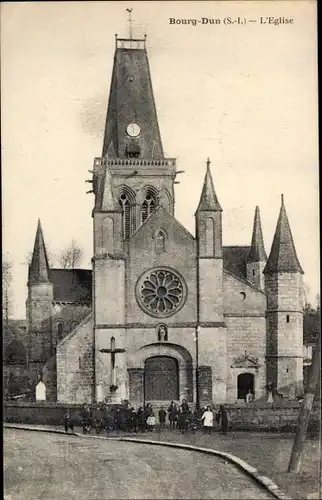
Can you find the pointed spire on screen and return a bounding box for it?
[264,195,304,274]
[28,219,50,284]
[101,167,118,211]
[102,34,164,159]
[196,158,222,212]
[247,206,267,262]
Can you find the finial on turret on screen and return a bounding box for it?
[196,159,222,212]
[126,8,133,39]
[281,193,284,205]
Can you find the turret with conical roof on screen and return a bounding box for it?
[197,160,222,213]
[264,194,303,275]
[26,219,54,366]
[28,219,51,285]
[195,158,223,324]
[195,159,222,259]
[264,195,304,399]
[246,206,267,290]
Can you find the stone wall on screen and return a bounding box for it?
[56,313,94,403]
[223,272,267,402]
[4,401,320,433]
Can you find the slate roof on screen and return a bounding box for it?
[48,246,250,298]
[28,219,50,285]
[223,246,250,280]
[197,163,222,212]
[247,206,267,262]
[102,43,164,159]
[49,269,92,303]
[264,195,304,274]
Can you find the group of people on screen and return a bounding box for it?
[63,399,229,435]
[168,401,229,435]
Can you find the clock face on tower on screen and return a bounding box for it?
[126,123,141,137]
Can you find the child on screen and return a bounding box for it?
[146,412,156,432]
[201,406,213,435]
[63,412,74,434]
[158,407,166,430]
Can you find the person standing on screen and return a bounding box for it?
[201,405,213,435]
[177,408,185,432]
[80,404,92,434]
[146,411,156,432]
[181,399,189,414]
[63,412,74,434]
[137,407,146,433]
[218,404,229,435]
[168,401,177,430]
[182,409,192,434]
[130,407,138,433]
[158,406,166,430]
[245,390,254,404]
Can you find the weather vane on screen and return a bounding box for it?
[126,8,133,40]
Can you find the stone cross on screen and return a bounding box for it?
[99,337,125,387]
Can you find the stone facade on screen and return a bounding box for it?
[10,33,306,407]
[56,314,93,403]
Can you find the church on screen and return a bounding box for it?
[24,33,305,407]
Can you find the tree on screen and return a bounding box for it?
[57,240,83,269]
[2,259,13,326]
[288,331,321,473]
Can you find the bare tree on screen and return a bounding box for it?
[2,259,13,326]
[316,293,320,312]
[58,240,83,269]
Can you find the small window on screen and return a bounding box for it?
[240,292,246,301]
[57,322,64,339]
[252,270,255,276]
[155,231,166,254]
[286,315,290,323]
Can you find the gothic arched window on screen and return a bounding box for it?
[141,188,158,224]
[119,187,135,239]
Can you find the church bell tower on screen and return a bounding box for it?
[91,31,177,402]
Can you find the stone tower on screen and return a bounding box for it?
[26,219,53,372]
[195,160,227,404]
[91,35,177,403]
[264,195,304,398]
[246,206,267,290]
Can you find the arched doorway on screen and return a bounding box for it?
[144,356,179,401]
[237,372,255,399]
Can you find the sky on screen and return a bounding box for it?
[1,1,319,318]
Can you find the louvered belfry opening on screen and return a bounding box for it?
[119,187,136,239]
[141,188,157,224]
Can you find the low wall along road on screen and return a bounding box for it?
[4,400,320,433]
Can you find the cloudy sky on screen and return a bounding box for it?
[2,1,319,318]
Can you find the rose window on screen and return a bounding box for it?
[136,268,187,318]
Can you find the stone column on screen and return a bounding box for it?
[198,366,212,407]
[128,368,144,406]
